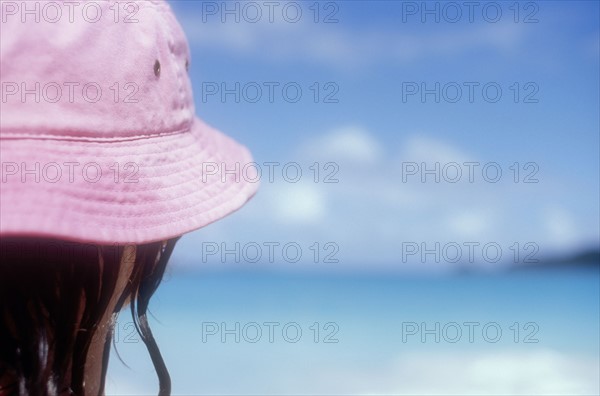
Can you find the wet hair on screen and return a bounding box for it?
[0,237,179,396]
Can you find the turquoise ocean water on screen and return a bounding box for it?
[106,265,599,395]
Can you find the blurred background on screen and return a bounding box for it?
[107,1,599,394]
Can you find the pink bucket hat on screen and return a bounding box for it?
[0,0,258,244]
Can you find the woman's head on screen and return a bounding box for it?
[0,238,178,395]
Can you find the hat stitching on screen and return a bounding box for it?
[1,137,238,194]
[4,174,245,226]
[1,128,203,149]
[28,171,232,206]
[0,125,194,142]
[2,148,219,195]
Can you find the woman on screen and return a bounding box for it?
[0,1,258,394]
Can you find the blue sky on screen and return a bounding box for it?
[166,0,599,272]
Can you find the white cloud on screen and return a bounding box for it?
[173,126,588,270]
[400,134,471,164]
[289,130,509,265]
[177,11,525,70]
[445,209,495,239]
[300,125,384,164]
[270,182,327,225]
[542,205,580,250]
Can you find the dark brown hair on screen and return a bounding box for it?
[0,237,179,396]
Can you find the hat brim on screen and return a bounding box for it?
[0,118,258,244]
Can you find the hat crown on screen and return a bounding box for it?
[0,0,195,140]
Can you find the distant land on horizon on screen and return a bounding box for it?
[510,247,600,271]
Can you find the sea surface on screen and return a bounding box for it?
[106,265,600,395]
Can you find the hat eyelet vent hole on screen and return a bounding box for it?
[154,60,161,78]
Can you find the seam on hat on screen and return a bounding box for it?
[164,9,187,109]
[1,122,206,150]
[0,129,244,196]
[0,125,193,142]
[4,139,217,196]
[0,178,251,231]
[2,168,246,227]
[75,179,244,226]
